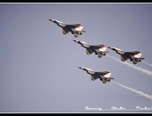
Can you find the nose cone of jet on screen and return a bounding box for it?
[73,39,79,43]
[108,46,114,50]
[48,18,52,21]
[107,46,112,49]
[78,66,84,70]
[48,18,54,21]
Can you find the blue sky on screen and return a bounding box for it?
[0,3,152,113]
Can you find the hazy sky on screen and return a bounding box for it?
[0,2,152,113]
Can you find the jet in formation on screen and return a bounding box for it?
[49,18,86,37]
[79,66,114,84]
[108,47,145,64]
[73,39,109,58]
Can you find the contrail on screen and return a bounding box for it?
[142,61,152,67]
[111,80,152,101]
[107,55,152,77]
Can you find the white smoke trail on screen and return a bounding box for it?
[107,55,152,77]
[142,61,152,67]
[112,80,152,101]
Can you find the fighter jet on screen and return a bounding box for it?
[73,39,109,58]
[108,47,145,64]
[48,18,86,37]
[78,66,114,84]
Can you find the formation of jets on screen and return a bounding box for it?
[49,18,145,84]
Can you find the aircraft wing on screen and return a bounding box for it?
[74,25,83,31]
[102,72,112,78]
[62,28,70,35]
[100,72,113,83]
[91,76,99,81]
[126,51,140,56]
[88,45,108,58]
[96,71,111,77]
[86,49,94,55]
[95,45,107,51]
[121,55,129,62]
[92,44,105,48]
[66,24,81,28]
[95,71,113,83]
[73,26,84,37]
